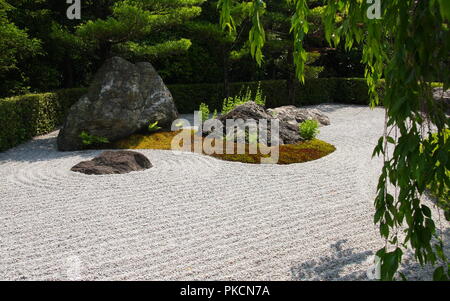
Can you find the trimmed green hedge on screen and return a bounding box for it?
[0,78,381,152]
[170,78,381,113]
[0,88,86,152]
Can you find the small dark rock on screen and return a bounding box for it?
[71,151,152,175]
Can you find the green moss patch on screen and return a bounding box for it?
[113,130,336,165]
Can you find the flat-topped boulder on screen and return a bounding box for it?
[57,57,178,151]
[71,151,152,175]
[267,105,330,126]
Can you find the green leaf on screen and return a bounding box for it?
[433,266,448,281]
[380,223,389,238]
[438,0,450,20]
[421,205,432,218]
[386,136,395,144]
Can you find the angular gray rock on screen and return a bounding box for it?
[57,57,178,151]
[202,101,329,145]
[267,105,331,126]
[71,151,152,175]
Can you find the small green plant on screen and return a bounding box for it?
[254,82,266,106]
[79,131,109,146]
[299,120,320,140]
[222,82,266,115]
[211,109,218,120]
[148,121,162,132]
[198,102,210,121]
[222,95,244,115]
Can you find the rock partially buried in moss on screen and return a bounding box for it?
[71,151,152,175]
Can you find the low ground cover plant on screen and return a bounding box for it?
[148,121,162,133]
[79,131,109,146]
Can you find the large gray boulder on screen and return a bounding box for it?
[57,57,178,151]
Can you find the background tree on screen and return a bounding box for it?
[0,0,41,97]
[219,0,450,280]
[261,0,326,102]
[75,0,205,62]
[1,0,205,96]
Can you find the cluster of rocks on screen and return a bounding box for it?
[202,101,330,146]
[62,56,331,174]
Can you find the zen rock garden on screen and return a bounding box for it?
[60,57,335,171]
[1,1,448,282]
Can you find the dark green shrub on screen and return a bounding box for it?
[331,78,371,104]
[168,78,380,114]
[168,83,223,114]
[0,88,86,151]
[295,78,337,106]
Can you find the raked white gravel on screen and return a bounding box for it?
[0,104,448,280]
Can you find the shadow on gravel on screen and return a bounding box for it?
[290,240,373,281]
[302,103,370,114]
[0,132,101,163]
[290,228,450,281]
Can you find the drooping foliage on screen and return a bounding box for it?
[219,0,450,280]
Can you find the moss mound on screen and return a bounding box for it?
[113,130,336,165]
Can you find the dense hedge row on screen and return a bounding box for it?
[0,88,86,152]
[0,78,379,151]
[170,77,380,113]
